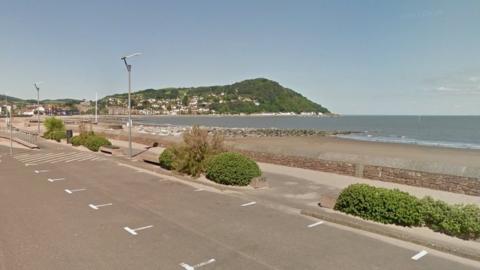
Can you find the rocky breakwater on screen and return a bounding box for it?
[134,124,355,138]
[209,127,354,137]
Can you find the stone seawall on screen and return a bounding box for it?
[239,150,480,196]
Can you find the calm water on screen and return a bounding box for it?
[132,115,480,150]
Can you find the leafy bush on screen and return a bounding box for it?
[44,130,66,142]
[71,131,95,146]
[83,135,111,152]
[43,117,66,141]
[420,197,480,240]
[334,184,423,227]
[169,126,225,177]
[159,148,175,170]
[205,152,261,186]
[44,117,65,133]
[335,184,480,240]
[71,135,83,146]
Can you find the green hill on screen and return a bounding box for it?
[103,78,330,114]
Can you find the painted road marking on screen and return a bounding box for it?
[65,154,96,163]
[48,178,66,182]
[89,203,113,210]
[241,201,256,207]
[14,153,31,158]
[25,163,38,167]
[64,188,87,194]
[411,250,428,261]
[75,155,97,162]
[47,153,89,163]
[180,258,216,270]
[307,221,324,228]
[16,153,56,161]
[19,153,64,162]
[34,170,49,174]
[123,225,154,235]
[28,153,74,163]
[194,188,204,192]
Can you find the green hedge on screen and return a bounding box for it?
[71,131,94,146]
[83,135,112,152]
[44,130,66,142]
[420,197,480,240]
[334,184,480,240]
[205,152,261,186]
[71,135,83,146]
[334,184,423,227]
[159,148,175,170]
[70,132,110,152]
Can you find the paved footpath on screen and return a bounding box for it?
[0,143,478,270]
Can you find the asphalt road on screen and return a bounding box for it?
[0,143,478,270]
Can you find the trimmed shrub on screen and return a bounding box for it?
[335,184,480,240]
[420,197,480,240]
[44,130,66,142]
[334,184,423,227]
[71,135,83,146]
[83,135,111,152]
[71,131,95,147]
[159,148,175,170]
[205,152,261,186]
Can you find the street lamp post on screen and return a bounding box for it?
[121,52,141,158]
[95,92,98,124]
[9,104,12,155]
[33,82,42,134]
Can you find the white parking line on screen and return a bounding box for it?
[34,170,49,174]
[307,221,324,228]
[241,201,256,207]
[180,258,216,270]
[48,178,66,182]
[47,153,89,164]
[14,153,32,158]
[16,153,55,161]
[75,155,96,162]
[123,225,154,235]
[411,250,428,261]
[88,203,113,210]
[64,188,87,194]
[65,154,96,163]
[35,153,86,164]
[18,153,64,162]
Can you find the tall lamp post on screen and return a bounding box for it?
[5,93,13,155]
[121,52,141,158]
[33,82,43,134]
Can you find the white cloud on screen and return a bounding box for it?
[427,72,480,95]
[435,86,460,92]
[468,76,480,82]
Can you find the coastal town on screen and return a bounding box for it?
[1,1,480,270]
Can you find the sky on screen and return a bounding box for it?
[1,0,479,115]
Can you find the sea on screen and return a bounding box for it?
[130,115,480,150]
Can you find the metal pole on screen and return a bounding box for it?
[37,87,40,134]
[9,105,13,155]
[127,64,132,158]
[95,92,98,124]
